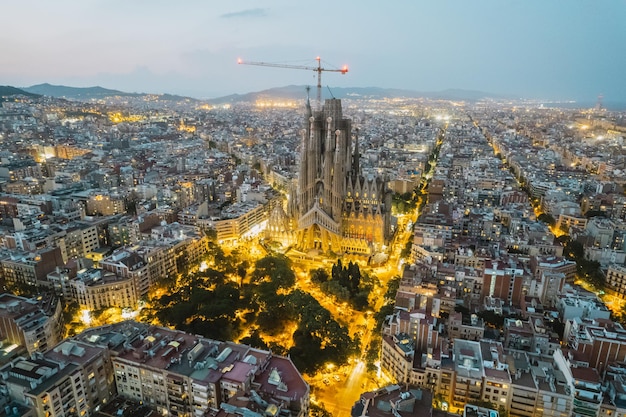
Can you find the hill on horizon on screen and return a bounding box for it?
[0,85,41,99]
[23,83,196,102]
[207,85,511,104]
[14,82,516,105]
[24,83,139,99]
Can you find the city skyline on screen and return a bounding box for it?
[2,24,626,414]
[2,0,625,102]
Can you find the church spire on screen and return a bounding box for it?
[352,128,360,176]
[287,182,298,219]
[305,86,312,118]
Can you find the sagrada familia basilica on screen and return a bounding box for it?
[266,98,391,255]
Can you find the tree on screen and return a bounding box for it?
[384,276,401,301]
[467,400,498,410]
[347,262,361,294]
[537,213,556,227]
[204,227,217,241]
[477,310,505,329]
[310,404,333,417]
[454,304,471,315]
[310,268,329,284]
[205,284,240,318]
[199,268,227,286]
[156,302,194,328]
[352,292,370,311]
[188,316,236,341]
[236,261,249,285]
[252,255,295,290]
[325,260,368,304]
[585,210,608,219]
[392,192,417,215]
[257,309,290,335]
[331,259,343,282]
[400,240,413,259]
[556,234,571,245]
[564,240,585,260]
[9,281,39,298]
[586,268,606,290]
[374,304,395,330]
[320,280,351,301]
[286,290,356,373]
[62,300,80,323]
[240,331,268,350]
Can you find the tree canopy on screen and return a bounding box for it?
[145,253,356,373]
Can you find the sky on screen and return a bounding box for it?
[2,0,625,102]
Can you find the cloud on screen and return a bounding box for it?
[220,8,267,19]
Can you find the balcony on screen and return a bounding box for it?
[573,399,599,417]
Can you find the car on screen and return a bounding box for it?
[323,379,330,385]
[333,375,340,382]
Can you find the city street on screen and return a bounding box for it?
[290,240,407,415]
[311,359,375,416]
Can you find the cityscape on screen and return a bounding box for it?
[1,2,626,417]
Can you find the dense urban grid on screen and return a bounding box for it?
[0,86,626,417]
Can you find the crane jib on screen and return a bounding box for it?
[238,57,348,109]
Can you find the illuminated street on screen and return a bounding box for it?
[311,360,378,416]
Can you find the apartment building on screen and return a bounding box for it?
[607,264,626,299]
[85,194,125,216]
[380,327,583,417]
[601,362,626,417]
[69,268,138,311]
[1,247,65,290]
[0,340,113,417]
[564,317,626,375]
[203,201,266,243]
[62,223,100,260]
[100,226,206,298]
[448,312,485,342]
[0,293,64,355]
[481,259,527,307]
[81,321,310,417]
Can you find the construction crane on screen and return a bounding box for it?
[237,56,348,109]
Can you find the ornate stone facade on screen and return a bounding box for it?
[296,98,391,254]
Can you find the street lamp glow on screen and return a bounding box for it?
[81,309,92,325]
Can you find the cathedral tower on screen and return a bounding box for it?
[297,98,391,254]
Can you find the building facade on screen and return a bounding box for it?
[296,98,391,255]
[0,293,64,355]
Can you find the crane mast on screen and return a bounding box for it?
[238,57,348,109]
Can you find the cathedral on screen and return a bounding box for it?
[291,98,392,255]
